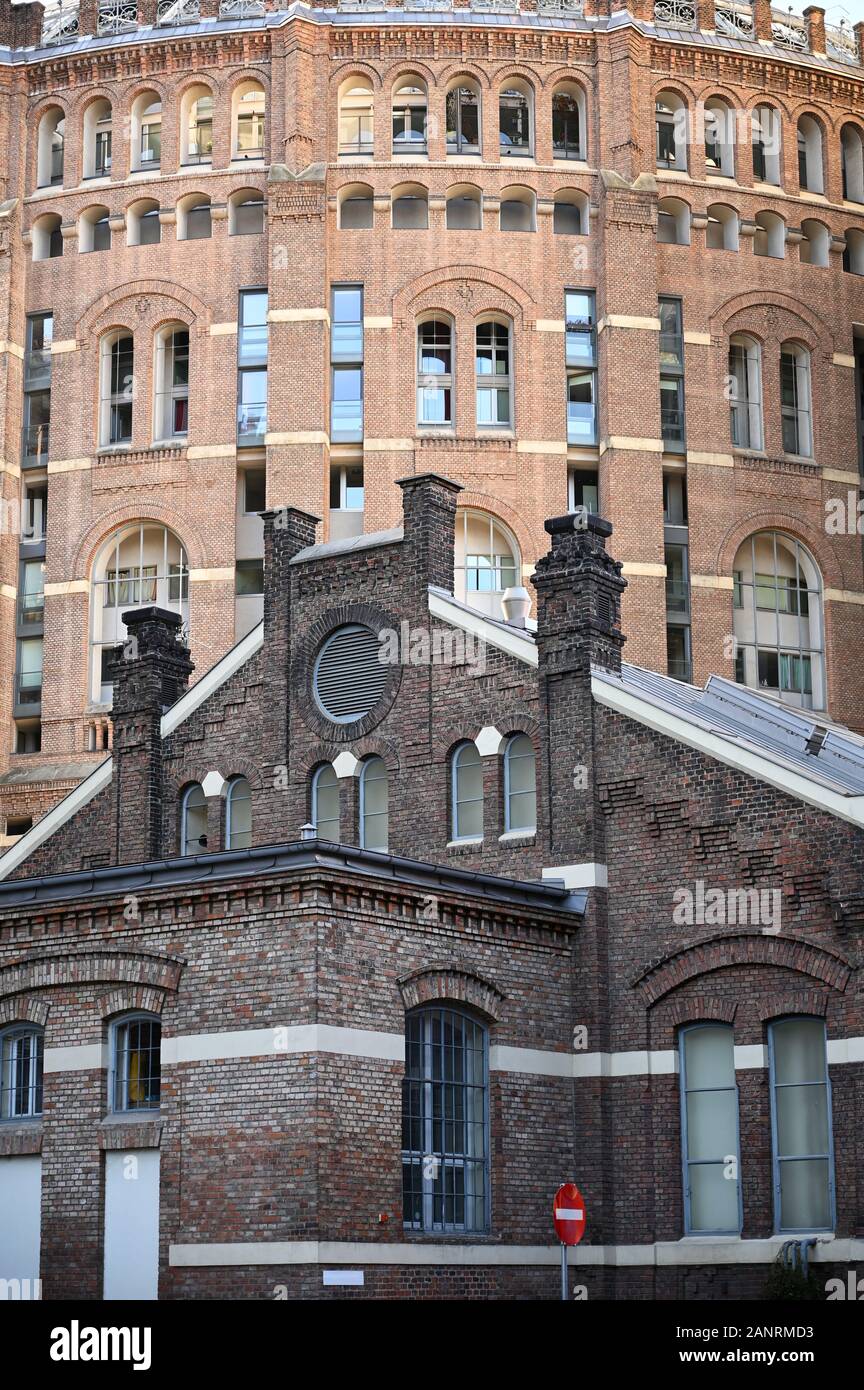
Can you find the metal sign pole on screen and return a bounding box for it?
[561,1242,567,1301]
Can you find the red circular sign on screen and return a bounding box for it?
[552,1182,586,1246]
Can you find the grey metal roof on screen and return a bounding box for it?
[290,524,403,565]
[0,759,103,787]
[598,663,864,800]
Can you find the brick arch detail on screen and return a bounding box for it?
[437,63,495,92]
[432,721,487,764]
[757,990,829,1023]
[709,289,830,346]
[715,511,846,592]
[394,265,534,325]
[635,934,852,1007]
[456,490,538,575]
[225,67,271,100]
[331,62,385,93]
[78,279,213,342]
[0,951,184,1002]
[666,997,738,1027]
[0,996,50,1028]
[350,736,402,774]
[399,965,506,1021]
[98,986,166,1019]
[385,60,440,91]
[71,505,207,579]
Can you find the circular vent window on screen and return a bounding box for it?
[313,623,388,724]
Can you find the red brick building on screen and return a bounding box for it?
[0,474,862,1300]
[0,0,864,845]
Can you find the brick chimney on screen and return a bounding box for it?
[0,0,45,46]
[110,607,194,865]
[397,473,462,593]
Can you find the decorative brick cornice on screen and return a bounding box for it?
[635,933,852,1006]
[398,964,506,1020]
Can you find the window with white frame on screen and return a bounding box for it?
[780,344,812,456]
[154,324,189,441]
[446,82,480,156]
[225,775,252,850]
[402,1006,489,1233]
[451,741,483,841]
[797,114,824,193]
[233,81,265,159]
[181,783,207,854]
[392,77,427,155]
[454,509,520,616]
[131,91,161,171]
[752,105,781,184]
[0,1026,43,1120]
[110,1014,161,1113]
[565,289,597,446]
[128,199,161,248]
[475,320,512,428]
[769,1018,834,1233]
[728,335,763,451]
[499,81,532,157]
[339,77,374,156]
[732,531,824,710]
[679,1024,741,1235]
[36,107,65,188]
[99,332,134,448]
[446,185,482,230]
[552,82,584,160]
[841,123,864,203]
[183,86,214,164]
[312,764,340,841]
[83,98,112,179]
[704,98,734,176]
[706,204,739,252]
[417,319,453,428]
[360,756,388,851]
[656,91,687,170]
[503,734,536,834]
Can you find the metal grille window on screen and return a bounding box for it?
[314,624,387,723]
[417,319,452,427]
[728,336,763,450]
[769,1018,835,1232]
[225,775,252,850]
[780,345,812,457]
[402,1007,489,1233]
[111,1015,161,1113]
[504,733,536,833]
[0,1027,44,1120]
[659,297,686,451]
[475,321,512,428]
[680,1025,741,1234]
[311,764,340,841]
[359,755,388,851]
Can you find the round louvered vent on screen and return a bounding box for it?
[313,623,388,723]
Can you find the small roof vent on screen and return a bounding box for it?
[501,585,531,629]
[313,623,388,724]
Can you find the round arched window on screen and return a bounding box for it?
[313,623,388,723]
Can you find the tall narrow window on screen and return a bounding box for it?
[0,1026,44,1119]
[392,78,427,155]
[36,107,65,188]
[225,776,252,850]
[91,524,189,703]
[331,284,363,443]
[503,734,536,834]
[728,336,763,451]
[753,105,781,184]
[446,83,480,155]
[154,325,189,441]
[111,1015,161,1113]
[133,94,162,170]
[360,756,388,851]
[185,88,213,164]
[454,510,519,616]
[769,1018,834,1233]
[656,92,686,170]
[499,82,532,157]
[312,764,340,842]
[659,297,686,452]
[238,289,268,447]
[417,320,452,428]
[796,115,823,194]
[451,741,483,841]
[181,783,207,854]
[552,84,583,160]
[475,321,512,428]
[704,99,734,177]
[339,78,373,156]
[780,344,812,457]
[565,289,597,445]
[83,99,112,180]
[234,81,265,159]
[680,1025,741,1235]
[100,333,134,448]
[402,1007,489,1233]
[841,123,864,203]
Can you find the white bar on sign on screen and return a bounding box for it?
[323,1270,365,1287]
[555,1209,584,1220]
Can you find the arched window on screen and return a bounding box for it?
[732,531,824,709]
[127,198,161,247]
[800,219,830,268]
[233,80,266,160]
[36,107,65,188]
[181,783,207,855]
[80,205,111,253]
[177,193,211,241]
[229,189,265,236]
[475,320,512,428]
[359,756,388,851]
[131,91,162,171]
[552,82,585,161]
[402,1006,489,1232]
[446,80,480,156]
[225,776,252,850]
[311,764,340,842]
[656,91,687,170]
[657,197,690,245]
[110,1014,160,1113]
[338,183,374,230]
[0,1025,44,1119]
[841,122,864,203]
[339,76,374,156]
[780,343,812,456]
[706,203,739,251]
[797,114,823,193]
[182,85,214,165]
[99,331,134,447]
[728,335,763,451]
[32,213,63,262]
[454,510,520,616]
[83,98,112,179]
[153,324,189,441]
[90,523,189,702]
[451,741,483,842]
[392,77,427,155]
[392,183,428,229]
[752,104,781,184]
[553,189,587,236]
[445,184,481,230]
[704,98,734,176]
[499,79,532,157]
[417,319,452,427]
[754,210,785,259]
[768,1018,834,1233]
[843,227,864,275]
[504,734,536,834]
[499,186,535,232]
[679,1025,741,1235]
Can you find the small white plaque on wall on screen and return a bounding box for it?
[323,1270,365,1287]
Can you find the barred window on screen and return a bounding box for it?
[111,1014,161,1113]
[402,1007,489,1233]
[0,1026,44,1120]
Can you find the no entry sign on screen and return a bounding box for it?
[553,1182,586,1246]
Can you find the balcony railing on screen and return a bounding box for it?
[13,673,42,709]
[21,425,49,469]
[237,405,267,448]
[42,4,80,46]
[24,351,52,390]
[97,1,139,36]
[665,579,690,616]
[827,22,859,66]
[219,0,267,15]
[771,13,807,53]
[157,0,201,20]
[17,593,45,628]
[654,0,696,32]
[714,2,755,40]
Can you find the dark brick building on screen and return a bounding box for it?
[0,473,862,1300]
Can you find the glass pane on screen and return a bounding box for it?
[685,1026,735,1088]
[779,1158,830,1230]
[686,1089,738,1161]
[689,1162,739,1233]
[773,1019,825,1085]
[776,1083,829,1158]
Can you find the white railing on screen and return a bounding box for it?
[337,0,387,9]
[470,0,520,11]
[42,3,80,44]
[538,0,585,14]
[770,11,808,53]
[97,0,139,34]
[714,2,755,40]
[218,0,266,16]
[157,0,202,23]
[827,21,859,66]
[654,1,697,32]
